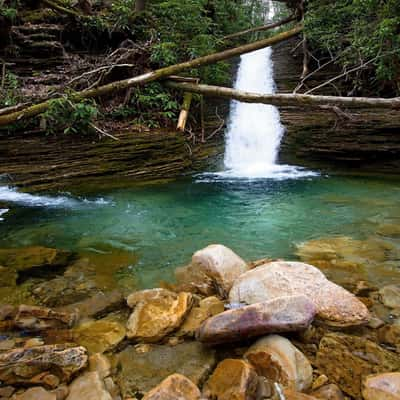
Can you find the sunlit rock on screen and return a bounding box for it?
[126,289,193,342]
[116,341,215,398]
[12,387,57,400]
[362,372,400,400]
[229,261,370,327]
[89,353,111,379]
[316,333,400,398]
[66,371,112,400]
[176,296,224,337]
[142,374,201,400]
[196,295,316,344]
[244,335,313,392]
[202,359,258,400]
[73,320,126,354]
[283,389,318,399]
[311,384,344,400]
[0,344,88,386]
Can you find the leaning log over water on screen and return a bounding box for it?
[165,81,400,110]
[0,26,302,127]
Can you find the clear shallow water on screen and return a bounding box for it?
[1,174,400,289]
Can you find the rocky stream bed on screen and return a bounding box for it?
[0,242,399,400]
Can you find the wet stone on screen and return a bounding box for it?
[66,371,112,400]
[380,285,400,309]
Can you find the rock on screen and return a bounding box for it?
[176,296,224,337]
[369,316,385,329]
[362,372,400,400]
[316,333,400,398]
[66,372,112,400]
[380,285,400,309]
[73,320,126,354]
[11,387,56,400]
[116,341,216,398]
[14,305,77,331]
[311,375,328,390]
[0,246,71,275]
[0,386,15,398]
[103,377,120,399]
[244,335,313,392]
[59,290,125,320]
[51,385,69,400]
[312,384,344,400]
[378,325,400,352]
[196,295,316,344]
[174,263,216,296]
[191,244,248,297]
[126,289,193,342]
[89,353,111,379]
[202,359,258,400]
[24,338,45,348]
[229,261,370,327]
[0,344,88,385]
[283,390,318,400]
[0,266,17,287]
[127,288,174,308]
[142,374,201,400]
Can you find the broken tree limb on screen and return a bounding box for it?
[0,25,302,127]
[164,81,400,110]
[177,92,193,131]
[222,14,296,41]
[42,0,86,18]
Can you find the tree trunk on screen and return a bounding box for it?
[177,92,193,131]
[0,25,302,127]
[135,0,146,12]
[164,81,400,110]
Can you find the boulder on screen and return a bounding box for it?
[362,372,400,400]
[283,390,318,400]
[196,295,316,344]
[73,320,126,354]
[89,353,111,379]
[176,296,225,337]
[0,344,88,386]
[316,333,400,398]
[116,341,216,398]
[202,359,258,400]
[244,335,313,392]
[191,244,248,297]
[143,374,201,400]
[14,305,77,331]
[174,263,216,296]
[11,387,56,400]
[312,384,344,400]
[229,261,370,327]
[126,289,193,342]
[66,372,112,400]
[380,285,400,309]
[58,290,125,320]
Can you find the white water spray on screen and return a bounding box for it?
[221,2,316,179]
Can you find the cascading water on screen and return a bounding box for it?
[221,1,316,179]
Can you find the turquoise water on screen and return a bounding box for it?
[1,173,400,289]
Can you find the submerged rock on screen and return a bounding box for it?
[362,372,400,400]
[244,335,313,392]
[0,344,88,386]
[12,387,57,400]
[196,295,316,344]
[73,320,126,354]
[126,289,193,342]
[191,244,248,297]
[380,285,400,309]
[202,359,258,400]
[316,333,400,398]
[116,341,215,398]
[176,296,225,337]
[377,324,400,351]
[143,374,201,400]
[14,304,77,331]
[229,261,370,327]
[66,372,112,400]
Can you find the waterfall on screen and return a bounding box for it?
[220,2,316,179]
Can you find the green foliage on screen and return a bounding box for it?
[109,0,136,31]
[0,0,18,21]
[305,0,400,94]
[0,72,20,107]
[111,83,179,127]
[42,97,99,135]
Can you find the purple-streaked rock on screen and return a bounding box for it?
[362,373,400,400]
[229,261,370,327]
[196,295,316,344]
[142,374,201,400]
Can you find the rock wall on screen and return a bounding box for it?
[272,38,400,173]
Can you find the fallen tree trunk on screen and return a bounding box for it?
[222,15,296,41]
[164,81,400,110]
[0,25,302,127]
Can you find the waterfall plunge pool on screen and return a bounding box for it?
[1,173,400,295]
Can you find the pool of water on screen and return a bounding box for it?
[1,173,400,290]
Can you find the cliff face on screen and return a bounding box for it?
[272,38,400,173]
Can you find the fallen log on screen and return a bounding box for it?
[222,15,296,41]
[0,25,302,127]
[164,81,400,110]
